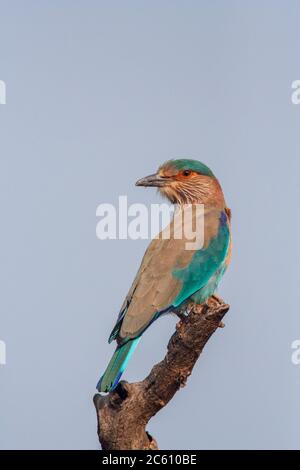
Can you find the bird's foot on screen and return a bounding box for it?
[174,302,190,320]
[188,302,206,315]
[188,298,227,328]
[210,294,224,307]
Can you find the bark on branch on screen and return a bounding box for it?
[93,295,230,450]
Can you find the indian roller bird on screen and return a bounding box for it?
[97,159,231,392]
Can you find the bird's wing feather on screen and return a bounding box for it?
[110,208,230,343]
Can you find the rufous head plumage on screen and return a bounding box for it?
[136,159,225,207]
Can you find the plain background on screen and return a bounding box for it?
[0,1,300,449]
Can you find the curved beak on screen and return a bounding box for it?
[135,173,167,187]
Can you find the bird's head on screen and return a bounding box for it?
[136,159,225,206]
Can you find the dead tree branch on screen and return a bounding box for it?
[93,295,230,450]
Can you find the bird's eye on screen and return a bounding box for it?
[182,170,191,177]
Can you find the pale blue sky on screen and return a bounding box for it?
[0,1,300,449]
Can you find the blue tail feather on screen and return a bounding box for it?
[97,337,141,393]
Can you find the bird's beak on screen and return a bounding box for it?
[135,173,167,187]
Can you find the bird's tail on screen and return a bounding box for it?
[96,337,141,393]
